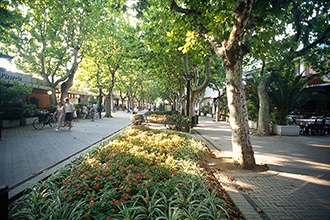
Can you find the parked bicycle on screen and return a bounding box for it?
[33,111,58,130]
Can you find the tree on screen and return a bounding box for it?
[208,57,227,122]
[0,0,25,46]
[182,54,211,117]
[7,0,108,105]
[247,1,330,135]
[134,0,256,168]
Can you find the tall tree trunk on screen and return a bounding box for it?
[256,76,271,135]
[171,0,256,169]
[183,55,211,117]
[215,94,221,122]
[60,73,74,102]
[224,46,255,169]
[104,87,113,118]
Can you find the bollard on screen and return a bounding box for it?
[0,185,9,220]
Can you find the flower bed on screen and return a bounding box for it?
[9,126,229,219]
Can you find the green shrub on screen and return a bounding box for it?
[130,113,144,125]
[145,111,190,132]
[9,126,229,219]
[200,105,211,115]
[22,104,38,117]
[166,113,190,132]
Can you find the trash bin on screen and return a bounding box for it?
[191,116,197,127]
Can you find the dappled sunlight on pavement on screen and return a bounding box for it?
[194,115,330,220]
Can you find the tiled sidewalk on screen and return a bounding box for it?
[193,117,330,220]
[0,111,132,199]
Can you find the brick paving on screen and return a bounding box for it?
[194,116,330,220]
[1,112,330,219]
[0,111,132,198]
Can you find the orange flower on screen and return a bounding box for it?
[68,196,73,201]
[94,182,100,189]
[114,199,120,204]
[145,183,149,188]
[77,183,81,188]
[77,190,81,195]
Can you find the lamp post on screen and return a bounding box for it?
[98,87,102,119]
[0,68,5,140]
[0,78,2,141]
[183,74,194,117]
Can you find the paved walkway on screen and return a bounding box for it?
[1,113,330,219]
[0,110,132,199]
[193,116,330,220]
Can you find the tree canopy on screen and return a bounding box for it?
[1,0,329,169]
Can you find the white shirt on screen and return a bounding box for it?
[65,102,74,113]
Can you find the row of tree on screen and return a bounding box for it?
[1,0,329,169]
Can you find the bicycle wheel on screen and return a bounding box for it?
[49,115,58,128]
[33,117,45,130]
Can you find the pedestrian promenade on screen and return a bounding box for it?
[0,110,132,199]
[193,116,330,220]
[1,112,330,219]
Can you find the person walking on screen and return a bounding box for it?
[89,105,95,122]
[64,98,74,130]
[54,101,65,131]
[81,105,88,119]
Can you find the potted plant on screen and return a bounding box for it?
[20,104,38,125]
[0,80,32,128]
[269,73,309,136]
[0,105,23,128]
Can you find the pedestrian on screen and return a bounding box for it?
[64,98,74,130]
[89,105,95,122]
[54,101,65,131]
[81,105,88,119]
[93,102,98,119]
[73,108,78,122]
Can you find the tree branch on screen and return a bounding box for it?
[227,0,253,51]
[295,24,330,57]
[170,0,201,16]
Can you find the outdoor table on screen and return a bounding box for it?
[295,118,330,126]
[295,118,330,135]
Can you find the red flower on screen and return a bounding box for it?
[94,182,100,189]
[145,183,149,189]
[68,196,73,201]
[89,200,94,206]
[85,212,89,217]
